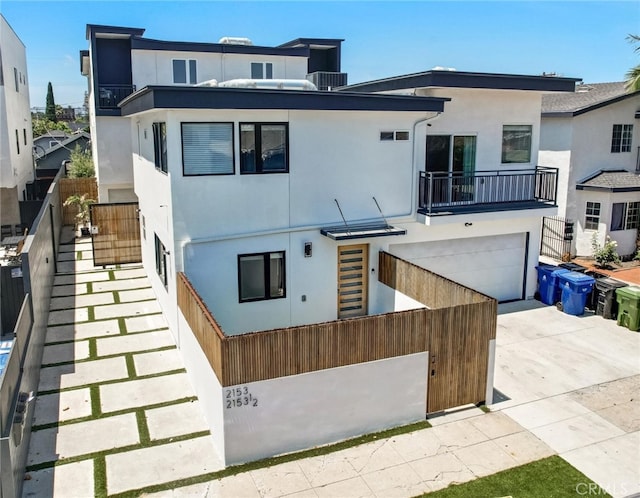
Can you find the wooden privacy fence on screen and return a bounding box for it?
[90,203,142,266]
[59,177,98,226]
[177,251,497,412]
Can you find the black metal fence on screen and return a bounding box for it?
[98,84,136,109]
[540,216,574,261]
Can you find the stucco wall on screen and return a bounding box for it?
[93,117,134,201]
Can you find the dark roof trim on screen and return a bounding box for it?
[86,24,145,40]
[576,185,640,192]
[131,37,309,57]
[542,90,640,117]
[279,38,344,48]
[320,223,407,240]
[341,70,581,93]
[79,50,89,73]
[119,86,450,115]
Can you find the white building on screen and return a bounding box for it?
[0,15,33,227]
[540,82,640,257]
[80,25,345,203]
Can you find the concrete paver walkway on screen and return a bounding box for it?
[23,231,640,497]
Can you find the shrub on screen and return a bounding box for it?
[591,233,621,268]
[67,144,95,178]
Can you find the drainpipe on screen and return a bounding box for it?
[409,112,441,218]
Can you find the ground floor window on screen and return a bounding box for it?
[238,251,285,302]
[155,234,168,288]
[585,201,601,230]
[611,201,640,231]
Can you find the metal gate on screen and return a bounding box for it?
[540,216,573,261]
[90,203,142,266]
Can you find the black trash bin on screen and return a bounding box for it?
[559,262,588,273]
[586,271,608,311]
[593,278,628,319]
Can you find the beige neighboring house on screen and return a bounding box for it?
[540,82,640,257]
[0,15,34,226]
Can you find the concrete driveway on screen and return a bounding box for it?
[492,300,640,498]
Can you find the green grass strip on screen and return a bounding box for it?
[118,317,127,334]
[125,354,136,379]
[108,270,115,281]
[86,281,93,294]
[87,306,95,322]
[90,384,101,418]
[136,410,151,445]
[417,456,611,498]
[94,455,107,498]
[113,291,121,304]
[76,251,82,261]
[88,337,98,360]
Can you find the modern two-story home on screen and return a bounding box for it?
[83,24,579,466]
[0,15,34,227]
[539,82,640,257]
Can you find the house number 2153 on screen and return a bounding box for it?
[225,386,258,409]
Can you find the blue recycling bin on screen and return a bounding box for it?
[536,265,570,305]
[558,271,596,316]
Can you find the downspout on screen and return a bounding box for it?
[409,112,441,218]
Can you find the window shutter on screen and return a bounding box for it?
[182,123,234,175]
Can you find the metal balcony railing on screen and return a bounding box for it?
[418,166,558,215]
[97,84,136,109]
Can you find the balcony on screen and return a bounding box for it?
[307,71,348,90]
[97,84,136,110]
[418,166,558,216]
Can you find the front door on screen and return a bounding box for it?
[337,244,369,319]
[426,135,477,204]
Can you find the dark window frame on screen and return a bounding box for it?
[239,122,289,174]
[15,129,20,154]
[251,62,273,79]
[611,201,640,231]
[23,128,27,146]
[501,124,532,164]
[152,122,168,173]
[154,234,168,289]
[237,251,286,303]
[14,67,18,92]
[611,124,633,153]
[181,122,235,176]
[172,58,197,85]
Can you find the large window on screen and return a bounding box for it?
[14,67,18,92]
[15,130,19,154]
[240,123,288,173]
[251,62,273,79]
[152,122,167,173]
[238,251,285,302]
[502,125,532,163]
[181,123,234,175]
[173,59,197,84]
[154,234,168,289]
[585,201,601,230]
[611,201,640,231]
[611,124,633,153]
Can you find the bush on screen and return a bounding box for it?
[67,144,95,178]
[591,233,621,268]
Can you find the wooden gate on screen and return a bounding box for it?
[90,203,142,266]
[540,216,574,261]
[337,244,369,318]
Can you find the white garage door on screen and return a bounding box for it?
[389,233,526,302]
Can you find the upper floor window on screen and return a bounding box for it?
[611,124,633,153]
[173,59,197,84]
[152,122,168,173]
[502,125,532,164]
[240,123,288,174]
[585,201,600,230]
[181,122,234,175]
[238,251,285,302]
[154,234,168,289]
[611,201,640,231]
[380,131,410,141]
[251,62,273,79]
[23,129,27,146]
[14,68,19,92]
[15,130,20,154]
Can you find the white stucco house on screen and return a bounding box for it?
[539,82,640,257]
[0,15,34,227]
[83,24,581,466]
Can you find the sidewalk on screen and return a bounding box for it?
[22,231,639,497]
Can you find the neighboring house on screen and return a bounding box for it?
[80,25,344,203]
[34,131,91,179]
[113,58,576,464]
[540,82,640,257]
[0,15,33,226]
[32,130,72,153]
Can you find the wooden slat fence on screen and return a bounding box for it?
[58,177,98,226]
[177,249,497,410]
[90,203,142,265]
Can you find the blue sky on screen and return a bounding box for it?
[2,1,638,109]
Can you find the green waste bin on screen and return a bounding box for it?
[615,286,640,331]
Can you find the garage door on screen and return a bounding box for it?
[389,233,526,302]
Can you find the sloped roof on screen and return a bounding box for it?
[542,82,639,116]
[576,169,640,192]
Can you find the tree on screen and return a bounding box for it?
[63,193,95,233]
[32,118,71,138]
[67,144,95,178]
[625,34,640,93]
[45,82,57,122]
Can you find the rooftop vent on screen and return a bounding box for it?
[218,79,318,91]
[218,37,253,46]
[431,66,456,71]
